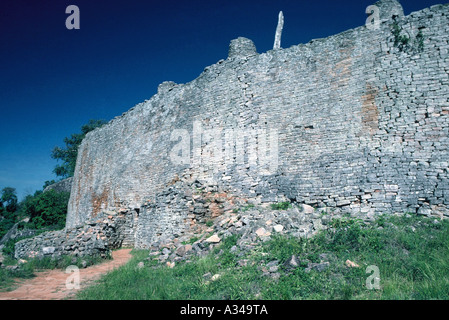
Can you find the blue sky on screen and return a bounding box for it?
[0,0,444,200]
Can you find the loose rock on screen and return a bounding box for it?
[205,234,221,243]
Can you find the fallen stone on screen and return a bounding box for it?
[137,261,145,269]
[205,234,221,243]
[234,221,243,228]
[203,272,212,280]
[6,265,19,272]
[42,247,56,255]
[255,227,271,238]
[319,253,332,262]
[175,244,192,257]
[266,260,279,268]
[211,274,221,281]
[345,260,360,268]
[302,204,315,214]
[417,207,432,216]
[306,262,330,273]
[271,272,281,280]
[269,265,279,273]
[284,255,299,268]
[237,259,249,267]
[273,225,284,232]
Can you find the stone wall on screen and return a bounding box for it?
[58,0,449,249]
[14,210,135,260]
[43,177,73,194]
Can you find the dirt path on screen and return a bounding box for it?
[0,248,132,300]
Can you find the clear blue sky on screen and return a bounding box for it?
[0,0,444,200]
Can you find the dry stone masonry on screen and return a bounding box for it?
[15,209,135,260]
[15,0,449,259]
[42,177,73,194]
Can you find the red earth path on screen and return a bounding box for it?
[0,248,132,300]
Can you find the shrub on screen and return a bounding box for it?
[0,217,15,239]
[23,190,70,230]
[391,22,425,53]
[415,29,425,51]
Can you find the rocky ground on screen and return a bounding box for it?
[143,202,370,274]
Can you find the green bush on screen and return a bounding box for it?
[0,218,15,240]
[22,190,70,230]
[391,22,425,53]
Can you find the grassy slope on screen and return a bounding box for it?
[76,214,449,300]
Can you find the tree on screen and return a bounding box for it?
[0,187,18,238]
[51,119,107,178]
[0,201,4,218]
[1,187,18,214]
[27,190,70,230]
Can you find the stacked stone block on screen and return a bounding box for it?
[17,1,449,255]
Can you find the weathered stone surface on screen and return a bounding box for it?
[175,244,192,257]
[14,210,134,260]
[205,234,221,243]
[66,1,449,252]
[307,262,330,273]
[211,274,221,281]
[302,205,315,214]
[228,37,258,59]
[273,11,284,50]
[374,0,404,21]
[0,222,38,246]
[345,260,360,268]
[15,2,449,259]
[43,177,73,194]
[284,255,300,269]
[255,227,271,238]
[42,247,56,255]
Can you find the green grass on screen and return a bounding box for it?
[76,214,449,300]
[270,202,292,210]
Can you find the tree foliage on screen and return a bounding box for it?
[51,119,107,178]
[22,190,70,230]
[0,187,18,239]
[0,184,70,239]
[1,187,18,215]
